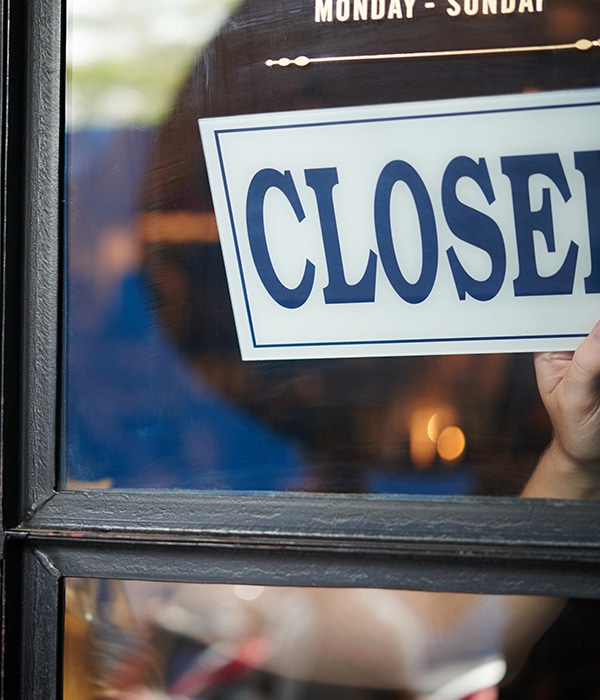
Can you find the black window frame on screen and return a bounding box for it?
[1,1,599,698]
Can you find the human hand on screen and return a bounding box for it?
[530,320,600,498]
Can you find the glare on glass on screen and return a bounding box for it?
[64,578,600,699]
[65,0,600,493]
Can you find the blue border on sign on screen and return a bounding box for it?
[211,96,599,351]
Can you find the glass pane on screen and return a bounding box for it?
[64,578,600,699]
[65,1,600,494]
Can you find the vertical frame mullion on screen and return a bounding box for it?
[3,540,62,700]
[2,1,63,695]
[21,546,62,700]
[18,0,62,523]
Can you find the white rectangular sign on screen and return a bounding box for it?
[199,89,600,360]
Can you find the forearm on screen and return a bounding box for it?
[257,588,420,689]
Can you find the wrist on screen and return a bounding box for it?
[522,439,600,500]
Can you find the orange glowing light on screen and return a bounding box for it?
[437,426,466,464]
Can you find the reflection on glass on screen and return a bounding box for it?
[64,578,600,699]
[65,1,600,493]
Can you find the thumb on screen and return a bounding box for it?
[561,320,600,398]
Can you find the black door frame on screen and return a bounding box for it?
[2,1,599,698]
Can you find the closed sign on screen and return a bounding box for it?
[200,89,599,360]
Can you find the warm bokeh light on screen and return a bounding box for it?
[410,404,458,468]
[426,406,458,442]
[410,407,437,468]
[437,426,466,464]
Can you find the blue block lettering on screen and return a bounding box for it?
[246,168,315,308]
[443,156,506,301]
[374,160,438,304]
[305,168,377,304]
[574,151,600,294]
[502,154,578,297]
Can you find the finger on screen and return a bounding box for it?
[564,320,600,394]
[534,351,575,397]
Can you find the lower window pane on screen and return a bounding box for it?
[64,579,600,700]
